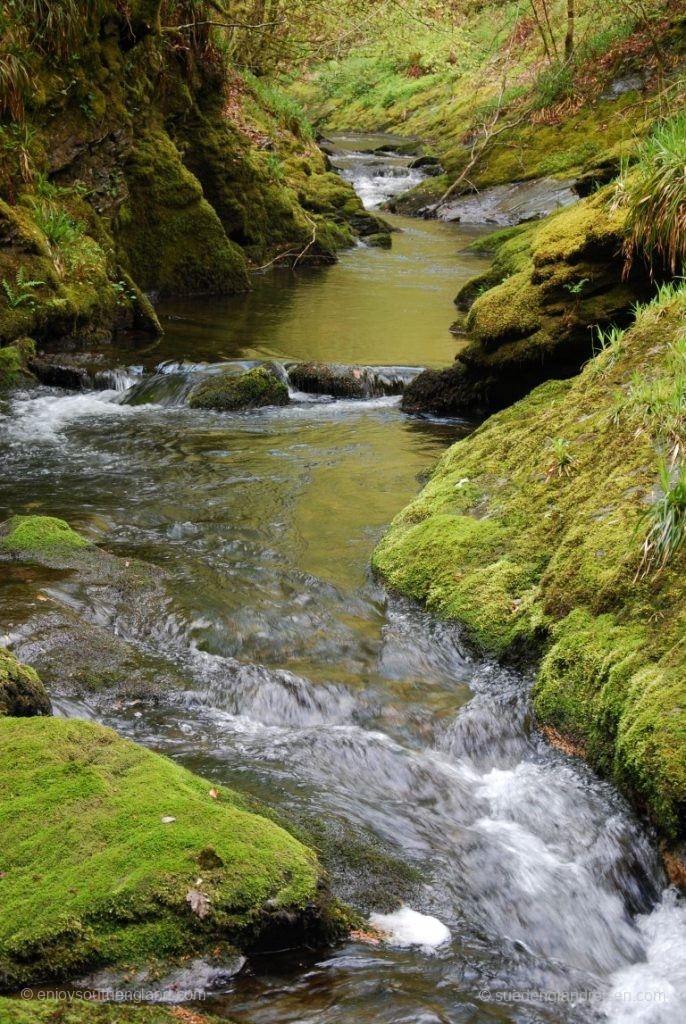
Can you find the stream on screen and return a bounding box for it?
[1,135,685,1023]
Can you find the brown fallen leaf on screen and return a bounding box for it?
[170,1010,209,1024]
[186,888,211,919]
[350,927,386,946]
[209,787,219,800]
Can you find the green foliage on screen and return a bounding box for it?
[34,171,88,200]
[622,114,686,275]
[532,61,575,110]
[546,437,577,478]
[243,70,314,139]
[588,324,626,374]
[375,282,686,838]
[637,461,686,577]
[1,267,43,308]
[563,276,589,296]
[29,200,84,246]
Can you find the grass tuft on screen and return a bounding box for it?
[637,461,686,577]
[621,114,686,276]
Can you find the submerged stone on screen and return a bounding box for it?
[0,717,346,988]
[0,648,51,718]
[188,366,289,411]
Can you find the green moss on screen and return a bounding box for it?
[405,188,650,416]
[188,367,289,411]
[0,516,91,558]
[0,338,35,389]
[377,288,686,838]
[0,717,339,988]
[0,648,51,718]
[115,130,249,296]
[0,999,228,1024]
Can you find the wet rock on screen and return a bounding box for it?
[188,365,289,411]
[11,608,183,700]
[432,176,579,226]
[346,209,394,238]
[288,362,416,399]
[0,515,92,566]
[365,232,393,248]
[601,73,645,100]
[0,647,51,718]
[28,358,91,391]
[288,362,367,398]
[408,155,442,170]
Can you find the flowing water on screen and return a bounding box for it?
[1,136,685,1024]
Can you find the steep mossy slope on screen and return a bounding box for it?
[403,188,651,415]
[374,285,686,843]
[0,715,344,989]
[0,1,384,354]
[292,1,685,211]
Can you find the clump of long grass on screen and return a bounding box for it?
[621,114,686,277]
[29,199,84,246]
[637,460,686,577]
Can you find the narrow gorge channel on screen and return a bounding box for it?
[2,138,684,1024]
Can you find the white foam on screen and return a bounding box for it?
[3,390,144,442]
[369,907,451,951]
[604,888,686,1024]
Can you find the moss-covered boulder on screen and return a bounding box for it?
[0,717,345,989]
[375,285,686,841]
[0,338,35,390]
[0,516,91,561]
[114,131,249,297]
[188,366,289,411]
[0,649,51,718]
[402,190,650,417]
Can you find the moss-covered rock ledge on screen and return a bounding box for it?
[374,285,686,843]
[402,188,650,417]
[0,716,345,990]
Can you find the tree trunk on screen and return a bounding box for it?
[565,0,575,61]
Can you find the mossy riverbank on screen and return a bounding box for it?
[374,284,686,847]
[403,185,650,416]
[0,1,388,358]
[290,1,685,213]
